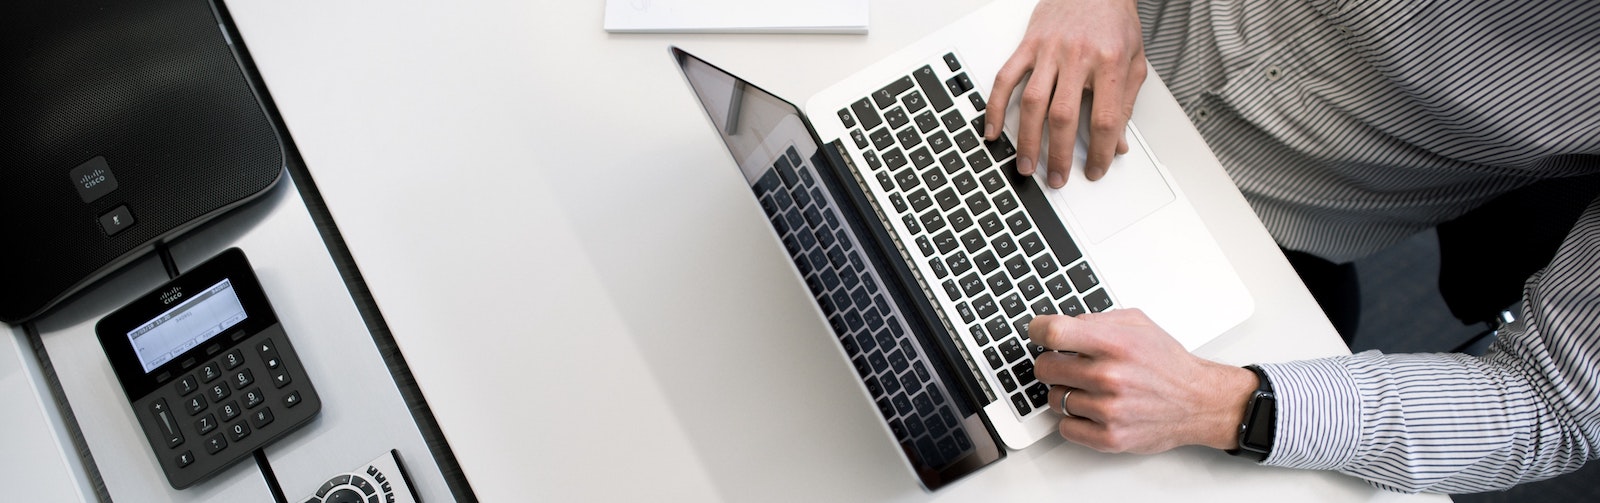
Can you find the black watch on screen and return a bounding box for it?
[1226,365,1275,462]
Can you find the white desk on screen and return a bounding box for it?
[224,0,1450,501]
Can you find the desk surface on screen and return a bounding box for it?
[226,1,1448,500]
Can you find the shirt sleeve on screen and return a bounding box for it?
[1255,195,1600,493]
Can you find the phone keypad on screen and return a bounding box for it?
[138,331,320,488]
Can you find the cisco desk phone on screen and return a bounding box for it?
[97,248,321,489]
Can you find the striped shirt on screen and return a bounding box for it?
[1134,0,1600,493]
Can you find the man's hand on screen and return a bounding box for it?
[985,0,1147,188]
[1029,309,1257,453]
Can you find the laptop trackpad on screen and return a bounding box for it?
[1041,128,1175,244]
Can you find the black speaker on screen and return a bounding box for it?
[2,0,285,323]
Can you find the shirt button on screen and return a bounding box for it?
[1193,107,1211,121]
[1265,65,1283,81]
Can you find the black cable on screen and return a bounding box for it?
[23,322,113,503]
[154,241,181,280]
[254,449,289,503]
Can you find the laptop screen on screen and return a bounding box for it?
[672,47,1004,490]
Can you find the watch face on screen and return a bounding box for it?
[1242,393,1276,451]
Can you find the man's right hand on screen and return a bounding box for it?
[985,0,1147,188]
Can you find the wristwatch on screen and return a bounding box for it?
[1227,365,1275,462]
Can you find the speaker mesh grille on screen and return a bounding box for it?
[2,0,284,322]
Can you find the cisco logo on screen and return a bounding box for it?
[160,287,183,305]
[80,169,109,190]
[68,156,119,203]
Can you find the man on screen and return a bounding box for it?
[986,0,1600,493]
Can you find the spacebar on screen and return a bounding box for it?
[1004,160,1084,266]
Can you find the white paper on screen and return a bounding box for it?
[604,0,868,34]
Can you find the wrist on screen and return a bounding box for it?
[1199,364,1258,450]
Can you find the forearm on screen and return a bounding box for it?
[1259,198,1600,493]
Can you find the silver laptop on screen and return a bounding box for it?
[671,0,1253,490]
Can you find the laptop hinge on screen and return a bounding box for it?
[825,140,997,405]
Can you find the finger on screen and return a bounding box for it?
[985,51,1034,142]
[1028,314,1116,355]
[1044,68,1085,189]
[1033,350,1089,386]
[1116,56,1147,156]
[1083,68,1128,182]
[1011,62,1058,177]
[1047,385,1090,419]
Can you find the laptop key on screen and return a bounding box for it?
[979,213,1005,236]
[997,369,1018,392]
[1005,255,1030,279]
[896,127,922,150]
[951,172,979,194]
[972,295,998,319]
[942,279,962,300]
[894,168,921,192]
[913,65,954,112]
[1013,359,1036,386]
[986,272,1013,297]
[1032,254,1060,278]
[967,149,994,171]
[973,250,999,275]
[960,229,986,253]
[909,147,935,169]
[1060,296,1086,317]
[1085,288,1114,313]
[852,98,882,130]
[1026,381,1050,408]
[941,109,966,133]
[876,172,896,192]
[993,192,1019,216]
[954,130,981,152]
[922,170,949,191]
[938,150,964,173]
[851,129,869,149]
[945,73,974,97]
[890,193,909,213]
[889,418,908,440]
[1032,297,1058,316]
[956,302,976,323]
[864,375,884,397]
[1045,274,1073,298]
[932,230,959,254]
[875,77,915,109]
[863,150,882,170]
[985,316,1011,340]
[964,193,992,219]
[927,257,948,278]
[999,337,1026,362]
[1019,232,1046,257]
[1000,293,1026,317]
[933,188,961,211]
[903,90,928,113]
[914,235,934,256]
[945,252,971,276]
[948,208,973,233]
[838,108,856,128]
[985,132,1017,161]
[978,169,1005,193]
[1066,262,1100,292]
[884,107,909,130]
[876,397,895,419]
[983,347,1004,370]
[889,350,911,374]
[915,110,939,133]
[1010,393,1033,416]
[892,394,915,416]
[907,189,932,212]
[959,273,984,297]
[969,92,987,111]
[883,148,908,170]
[969,324,990,346]
[943,52,961,71]
[871,128,896,150]
[1019,277,1045,300]
[928,131,953,154]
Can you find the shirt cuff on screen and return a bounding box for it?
[1256,356,1366,470]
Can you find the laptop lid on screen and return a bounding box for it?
[671,47,1004,490]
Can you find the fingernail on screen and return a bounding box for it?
[1018,157,1034,175]
[984,123,997,139]
[1049,171,1065,188]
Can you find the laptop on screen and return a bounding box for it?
[671,0,1253,490]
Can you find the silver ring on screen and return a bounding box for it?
[1060,388,1076,418]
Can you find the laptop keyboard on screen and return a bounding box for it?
[754,146,974,469]
[836,52,1116,421]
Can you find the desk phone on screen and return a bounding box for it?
[97,248,321,489]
